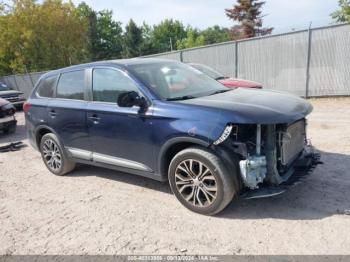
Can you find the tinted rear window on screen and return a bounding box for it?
[56,70,85,100]
[37,75,58,98]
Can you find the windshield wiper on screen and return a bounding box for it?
[215,76,227,80]
[210,89,230,95]
[166,95,196,101]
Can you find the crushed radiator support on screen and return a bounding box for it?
[241,152,322,200]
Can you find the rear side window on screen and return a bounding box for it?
[37,75,58,98]
[56,70,85,100]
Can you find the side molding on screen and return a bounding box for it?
[66,147,153,173]
[93,153,153,172]
[66,148,92,161]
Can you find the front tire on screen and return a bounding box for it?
[168,147,237,215]
[40,133,76,176]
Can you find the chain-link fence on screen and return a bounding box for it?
[145,23,350,98]
[0,71,46,98]
[1,23,349,99]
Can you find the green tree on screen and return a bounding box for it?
[123,19,142,58]
[94,10,123,60]
[176,28,205,49]
[331,0,350,22]
[225,0,273,39]
[0,0,88,75]
[152,19,187,52]
[76,2,98,61]
[201,26,230,45]
[140,22,156,55]
[77,3,123,60]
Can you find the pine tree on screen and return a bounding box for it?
[123,19,143,58]
[225,0,273,39]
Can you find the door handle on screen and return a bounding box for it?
[49,110,57,118]
[88,114,100,124]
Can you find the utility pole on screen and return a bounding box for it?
[305,21,312,98]
[18,45,34,89]
[169,37,173,52]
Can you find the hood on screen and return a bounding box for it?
[0,90,23,97]
[218,78,262,89]
[0,98,10,107]
[181,88,313,124]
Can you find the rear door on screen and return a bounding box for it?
[48,69,91,153]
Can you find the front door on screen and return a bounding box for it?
[87,67,155,173]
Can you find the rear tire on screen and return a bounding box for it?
[168,147,237,215]
[40,133,76,176]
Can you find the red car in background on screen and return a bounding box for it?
[188,63,262,89]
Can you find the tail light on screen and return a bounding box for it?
[23,102,31,113]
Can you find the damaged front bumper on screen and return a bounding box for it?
[234,119,322,199]
[0,116,16,131]
[240,149,322,199]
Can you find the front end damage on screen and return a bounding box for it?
[214,119,321,199]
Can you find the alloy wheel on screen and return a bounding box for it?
[42,139,62,172]
[175,159,218,207]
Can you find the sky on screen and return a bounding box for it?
[70,0,340,33]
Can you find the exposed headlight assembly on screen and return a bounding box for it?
[213,124,234,145]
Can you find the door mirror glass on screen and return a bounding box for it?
[117,91,147,108]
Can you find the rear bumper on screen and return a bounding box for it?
[241,149,321,199]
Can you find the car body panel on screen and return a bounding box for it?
[180,88,312,126]
[47,99,91,152]
[86,102,155,172]
[25,58,315,186]
[150,100,222,173]
[0,89,26,107]
[0,98,17,132]
[188,63,262,89]
[218,78,262,89]
[0,97,9,107]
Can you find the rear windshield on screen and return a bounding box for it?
[0,82,11,91]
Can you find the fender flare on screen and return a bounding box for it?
[34,125,60,147]
[157,136,210,178]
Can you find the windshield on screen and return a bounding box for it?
[0,82,10,91]
[129,62,229,100]
[189,64,225,80]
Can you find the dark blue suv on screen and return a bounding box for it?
[25,58,319,215]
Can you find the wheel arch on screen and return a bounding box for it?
[158,137,210,179]
[35,125,59,149]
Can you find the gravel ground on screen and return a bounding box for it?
[0,98,349,255]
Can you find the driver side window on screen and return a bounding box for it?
[92,68,140,103]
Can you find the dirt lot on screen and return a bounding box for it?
[0,98,349,255]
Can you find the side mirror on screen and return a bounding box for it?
[117,91,147,109]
